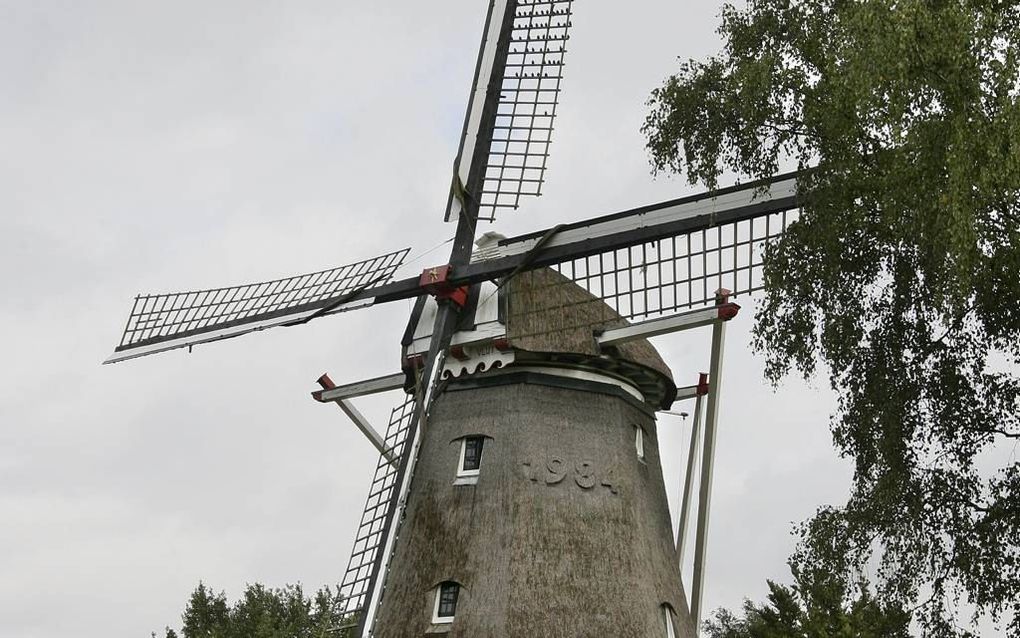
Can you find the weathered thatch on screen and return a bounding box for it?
[505,268,674,383]
[370,266,694,637]
[373,382,694,638]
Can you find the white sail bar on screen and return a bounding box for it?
[673,383,704,402]
[596,302,740,348]
[445,0,510,223]
[677,381,706,569]
[689,291,731,631]
[481,173,798,262]
[338,400,397,466]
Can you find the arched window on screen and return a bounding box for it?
[458,436,485,477]
[432,581,460,624]
[634,425,645,460]
[661,603,677,638]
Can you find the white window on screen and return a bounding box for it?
[634,425,645,460]
[432,581,460,624]
[662,604,677,638]
[457,436,484,477]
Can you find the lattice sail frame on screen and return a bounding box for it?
[339,349,449,633]
[478,0,574,220]
[109,248,410,361]
[338,394,417,626]
[446,0,576,224]
[513,210,796,340]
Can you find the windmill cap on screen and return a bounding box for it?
[475,231,507,249]
[504,267,676,407]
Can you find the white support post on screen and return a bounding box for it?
[315,373,398,466]
[689,290,730,634]
[336,399,398,466]
[676,374,707,570]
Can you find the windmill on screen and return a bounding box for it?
[106,1,800,636]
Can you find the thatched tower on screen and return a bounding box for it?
[374,269,694,638]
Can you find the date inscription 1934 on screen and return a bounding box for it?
[521,456,619,495]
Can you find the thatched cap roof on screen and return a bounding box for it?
[504,268,675,405]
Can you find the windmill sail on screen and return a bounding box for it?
[546,207,796,322]
[337,394,418,630]
[446,0,576,223]
[106,248,411,363]
[466,173,800,340]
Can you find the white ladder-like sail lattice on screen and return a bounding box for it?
[338,394,417,628]
[481,0,574,218]
[505,210,796,341]
[556,210,796,318]
[106,248,410,363]
[447,0,576,223]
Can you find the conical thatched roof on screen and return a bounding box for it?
[504,268,675,406]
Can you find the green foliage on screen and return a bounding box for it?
[645,1,1020,634]
[704,569,912,638]
[157,582,355,638]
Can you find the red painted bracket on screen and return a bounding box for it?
[696,372,710,396]
[309,373,336,401]
[401,353,425,372]
[717,302,740,321]
[420,265,469,308]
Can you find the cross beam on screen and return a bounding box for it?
[315,373,400,465]
[596,303,740,348]
[105,172,798,363]
[312,372,405,402]
[363,172,799,307]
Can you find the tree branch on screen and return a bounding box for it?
[918,305,975,359]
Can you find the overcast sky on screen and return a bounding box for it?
[1,2,1005,637]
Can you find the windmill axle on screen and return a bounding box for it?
[419,266,471,308]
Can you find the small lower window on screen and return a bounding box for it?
[635,426,645,460]
[458,436,484,477]
[433,581,460,624]
[662,604,677,638]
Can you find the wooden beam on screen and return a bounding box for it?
[596,303,739,348]
[312,372,405,403]
[336,400,397,466]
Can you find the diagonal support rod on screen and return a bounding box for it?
[689,289,731,634]
[316,374,398,465]
[676,373,707,569]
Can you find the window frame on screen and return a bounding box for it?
[457,436,484,478]
[634,425,645,460]
[432,581,460,624]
